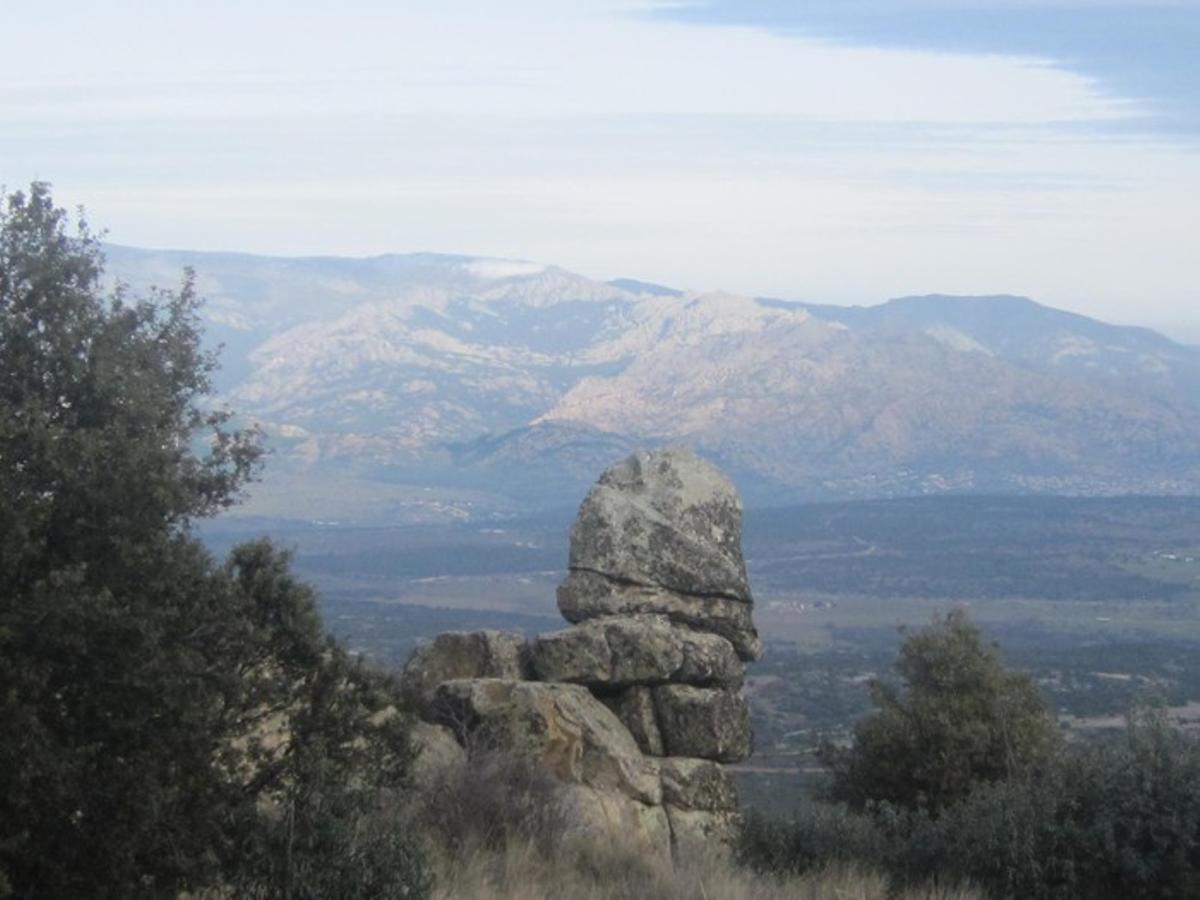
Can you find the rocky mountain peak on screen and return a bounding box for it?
[101,246,1200,522]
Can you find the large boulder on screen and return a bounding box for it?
[558,784,673,862]
[665,807,741,862]
[531,615,743,689]
[400,630,531,715]
[558,448,762,661]
[658,757,742,860]
[431,678,661,805]
[653,685,753,763]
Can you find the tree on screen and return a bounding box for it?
[0,184,428,898]
[820,609,1058,815]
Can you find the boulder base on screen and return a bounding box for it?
[432,678,661,805]
[559,784,673,862]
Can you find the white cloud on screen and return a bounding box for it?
[1,1,1195,326]
[1,1,1128,124]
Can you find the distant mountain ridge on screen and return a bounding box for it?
[103,245,1200,524]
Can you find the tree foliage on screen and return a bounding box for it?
[895,704,1200,899]
[820,608,1059,814]
[0,184,427,898]
[743,707,1200,899]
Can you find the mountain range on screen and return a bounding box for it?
[103,245,1200,524]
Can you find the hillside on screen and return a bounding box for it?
[105,246,1200,523]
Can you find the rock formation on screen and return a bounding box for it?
[557,448,762,661]
[401,448,759,862]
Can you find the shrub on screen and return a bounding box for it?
[0,184,429,898]
[417,743,571,858]
[820,609,1059,815]
[737,803,886,877]
[750,706,1200,899]
[913,707,1200,899]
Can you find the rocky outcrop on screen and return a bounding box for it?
[652,685,752,763]
[431,678,661,805]
[400,449,759,863]
[557,448,762,661]
[400,629,531,716]
[531,614,743,689]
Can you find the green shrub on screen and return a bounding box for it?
[750,708,1200,900]
[737,802,886,877]
[0,184,430,898]
[915,707,1200,899]
[821,610,1059,815]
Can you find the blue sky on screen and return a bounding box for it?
[2,1,1197,335]
[657,1,1199,134]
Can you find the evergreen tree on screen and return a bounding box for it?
[820,609,1058,815]
[0,184,427,898]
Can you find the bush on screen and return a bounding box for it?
[910,707,1200,899]
[418,743,571,858]
[737,802,886,877]
[230,780,432,900]
[0,184,429,898]
[750,705,1200,899]
[820,609,1059,815]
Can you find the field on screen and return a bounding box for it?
[203,494,1200,813]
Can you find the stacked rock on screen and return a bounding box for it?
[400,448,761,862]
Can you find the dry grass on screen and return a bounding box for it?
[428,836,981,900]
[412,745,979,899]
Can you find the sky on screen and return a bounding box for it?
[2,0,1197,335]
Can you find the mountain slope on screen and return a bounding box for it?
[104,246,1200,522]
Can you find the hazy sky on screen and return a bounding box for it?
[3,1,1197,332]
